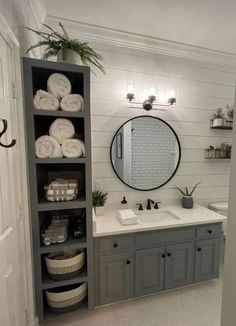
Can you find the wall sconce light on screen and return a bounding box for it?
[126,85,176,111]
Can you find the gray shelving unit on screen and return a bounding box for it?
[22,58,93,322]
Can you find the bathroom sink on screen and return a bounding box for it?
[138,210,180,223]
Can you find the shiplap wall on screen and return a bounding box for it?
[90,45,234,208]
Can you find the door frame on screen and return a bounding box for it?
[0,12,35,326]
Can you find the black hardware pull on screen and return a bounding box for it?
[208,230,212,234]
[0,119,16,148]
[167,253,171,257]
[113,243,118,248]
[162,254,166,258]
[197,248,202,252]
[126,260,130,265]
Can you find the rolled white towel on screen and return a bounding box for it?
[60,94,84,112]
[33,90,59,111]
[61,139,85,158]
[35,135,62,158]
[49,118,75,144]
[47,73,71,99]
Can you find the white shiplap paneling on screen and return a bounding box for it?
[91,45,233,207]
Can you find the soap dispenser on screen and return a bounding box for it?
[121,196,128,209]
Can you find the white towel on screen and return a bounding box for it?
[117,209,139,225]
[60,94,84,112]
[35,135,62,158]
[33,90,59,111]
[61,139,85,158]
[47,73,71,99]
[49,118,75,144]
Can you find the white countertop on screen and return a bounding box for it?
[93,204,227,237]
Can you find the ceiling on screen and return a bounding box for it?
[44,0,236,54]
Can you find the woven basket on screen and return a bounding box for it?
[45,250,85,280]
[46,283,87,313]
[44,179,78,202]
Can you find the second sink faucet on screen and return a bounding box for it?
[146,198,155,210]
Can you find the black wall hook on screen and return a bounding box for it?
[0,119,16,148]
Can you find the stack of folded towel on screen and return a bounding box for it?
[35,118,85,158]
[33,73,84,112]
[117,209,139,225]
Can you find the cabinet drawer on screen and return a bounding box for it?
[135,227,194,248]
[196,223,222,239]
[97,235,133,253]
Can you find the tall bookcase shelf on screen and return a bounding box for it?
[22,58,93,322]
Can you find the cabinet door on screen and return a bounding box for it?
[99,252,133,305]
[194,238,221,283]
[135,247,165,296]
[165,242,194,290]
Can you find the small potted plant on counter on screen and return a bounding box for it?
[92,190,108,216]
[173,183,200,209]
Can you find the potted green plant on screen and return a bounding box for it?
[173,183,200,209]
[92,190,108,216]
[24,22,105,73]
[212,108,225,127]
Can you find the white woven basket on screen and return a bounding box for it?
[46,283,87,309]
[45,250,85,277]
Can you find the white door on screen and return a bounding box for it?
[0,30,26,326]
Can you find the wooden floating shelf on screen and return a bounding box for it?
[37,198,87,211]
[33,109,85,118]
[40,236,87,254]
[205,158,231,160]
[41,270,88,290]
[35,158,86,164]
[210,126,232,130]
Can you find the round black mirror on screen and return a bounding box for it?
[110,115,181,191]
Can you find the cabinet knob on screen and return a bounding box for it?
[162,254,166,258]
[126,260,130,265]
[113,243,118,248]
[197,247,202,252]
[167,252,171,257]
[208,230,212,234]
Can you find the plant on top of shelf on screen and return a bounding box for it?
[24,22,105,74]
[92,190,108,216]
[173,183,200,209]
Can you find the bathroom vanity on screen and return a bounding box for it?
[93,205,226,306]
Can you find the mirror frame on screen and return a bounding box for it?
[110,115,182,191]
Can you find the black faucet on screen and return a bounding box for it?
[146,199,154,210]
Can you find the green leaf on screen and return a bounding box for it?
[173,185,186,196]
[189,183,200,196]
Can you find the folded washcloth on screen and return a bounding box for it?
[35,135,62,158]
[33,90,59,111]
[117,209,139,225]
[60,94,84,112]
[61,139,85,158]
[47,73,71,99]
[49,118,75,144]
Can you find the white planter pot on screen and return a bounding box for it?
[95,206,105,216]
[212,118,224,127]
[57,49,82,65]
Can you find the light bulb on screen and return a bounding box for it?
[148,87,156,96]
[127,84,135,94]
[169,89,176,98]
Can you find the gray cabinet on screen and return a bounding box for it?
[165,242,194,290]
[194,238,221,283]
[94,223,222,306]
[99,252,133,305]
[135,247,165,296]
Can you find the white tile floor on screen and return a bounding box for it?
[44,279,223,326]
